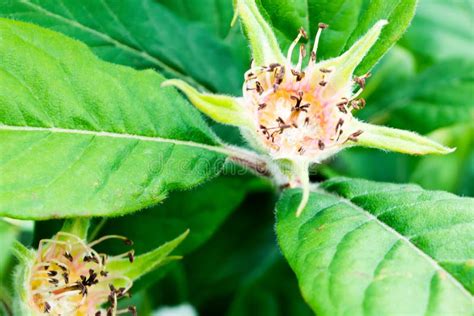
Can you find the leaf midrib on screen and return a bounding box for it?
[315,188,472,298]
[0,124,231,156]
[19,0,208,91]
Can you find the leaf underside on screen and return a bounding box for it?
[0,19,226,219]
[277,177,474,316]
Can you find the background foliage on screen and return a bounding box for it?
[0,0,473,315]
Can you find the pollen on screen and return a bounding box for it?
[243,23,367,160]
[28,232,136,316]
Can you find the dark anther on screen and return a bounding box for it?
[100,270,109,277]
[127,251,135,263]
[304,117,310,126]
[337,103,347,114]
[44,302,51,313]
[48,278,59,285]
[310,51,317,61]
[299,27,308,39]
[318,140,325,150]
[83,255,91,263]
[351,98,366,110]
[298,146,305,154]
[274,66,285,85]
[276,117,285,125]
[255,81,264,94]
[319,68,332,73]
[47,271,57,277]
[336,129,344,141]
[319,81,327,86]
[290,93,303,110]
[299,44,306,58]
[354,76,366,89]
[318,23,329,29]
[346,130,364,142]
[63,252,73,262]
[267,63,281,71]
[291,69,305,81]
[95,312,102,316]
[44,265,49,271]
[335,118,344,132]
[258,103,267,110]
[62,272,69,284]
[107,307,113,316]
[57,263,68,272]
[337,98,348,106]
[129,306,137,316]
[299,104,310,112]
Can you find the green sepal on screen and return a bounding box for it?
[322,20,388,96]
[162,79,254,129]
[353,121,455,155]
[106,230,189,281]
[234,0,285,65]
[11,241,35,316]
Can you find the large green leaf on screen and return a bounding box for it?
[258,0,417,74]
[277,178,473,316]
[96,175,265,256]
[368,58,474,135]
[1,0,249,94]
[399,0,474,68]
[0,19,228,219]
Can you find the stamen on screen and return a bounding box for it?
[335,118,344,132]
[44,302,51,313]
[63,252,73,262]
[296,44,306,70]
[351,98,366,110]
[274,66,285,87]
[346,130,364,143]
[287,28,306,61]
[311,23,328,63]
[318,140,325,150]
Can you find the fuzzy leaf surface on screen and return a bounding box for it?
[277,177,474,315]
[0,19,226,219]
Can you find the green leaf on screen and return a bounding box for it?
[277,178,473,315]
[368,58,474,134]
[107,230,189,282]
[0,0,249,94]
[399,0,474,68]
[0,19,227,220]
[411,123,474,196]
[258,0,417,74]
[96,175,261,256]
[227,256,313,316]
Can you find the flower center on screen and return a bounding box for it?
[29,232,136,316]
[242,24,366,160]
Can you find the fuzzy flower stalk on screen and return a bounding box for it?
[162,0,453,216]
[11,219,188,316]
